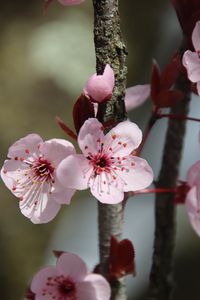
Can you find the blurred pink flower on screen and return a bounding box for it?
[84,65,115,103]
[1,134,75,224]
[30,252,111,300]
[186,160,200,236]
[58,0,85,6]
[182,21,200,95]
[57,118,153,204]
[125,84,150,111]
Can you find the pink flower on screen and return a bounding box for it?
[30,252,111,300]
[125,84,150,111]
[182,21,200,95]
[57,118,153,204]
[58,0,85,6]
[1,134,75,224]
[186,160,200,236]
[84,65,115,103]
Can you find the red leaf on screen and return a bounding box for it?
[154,90,184,108]
[175,181,190,204]
[109,236,135,280]
[73,94,95,134]
[171,0,200,38]
[55,116,77,140]
[25,287,35,300]
[150,60,160,100]
[53,250,65,258]
[160,53,182,90]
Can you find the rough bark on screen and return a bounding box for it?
[92,1,127,299]
[147,73,191,300]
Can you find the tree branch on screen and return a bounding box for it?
[92,1,127,299]
[147,72,191,299]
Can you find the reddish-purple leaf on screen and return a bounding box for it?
[25,287,35,300]
[55,116,77,140]
[109,236,135,280]
[53,250,65,258]
[151,60,160,100]
[171,0,200,38]
[175,181,190,204]
[160,53,182,90]
[154,90,184,108]
[73,94,95,134]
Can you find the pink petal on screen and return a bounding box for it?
[77,274,111,300]
[197,81,200,96]
[125,84,150,111]
[58,0,85,5]
[104,120,142,155]
[187,160,200,187]
[115,156,153,192]
[84,64,115,103]
[182,50,200,83]
[31,266,57,294]
[78,118,104,155]
[89,172,124,204]
[186,186,200,236]
[57,253,88,281]
[192,21,200,52]
[20,189,61,224]
[39,138,75,166]
[1,159,28,195]
[8,134,42,159]
[1,160,18,191]
[57,155,92,190]
[51,180,75,204]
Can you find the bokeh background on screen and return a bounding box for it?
[0,1,200,299]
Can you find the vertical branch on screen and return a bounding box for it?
[147,73,191,300]
[92,0,127,299]
[93,0,127,124]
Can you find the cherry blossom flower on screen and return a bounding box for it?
[57,118,153,204]
[30,252,111,300]
[186,160,200,236]
[84,64,115,103]
[58,0,85,6]
[125,84,150,111]
[1,134,75,224]
[182,21,200,95]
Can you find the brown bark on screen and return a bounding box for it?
[92,1,127,299]
[147,73,191,300]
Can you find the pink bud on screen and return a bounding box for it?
[84,64,115,103]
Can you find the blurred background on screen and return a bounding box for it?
[0,0,200,299]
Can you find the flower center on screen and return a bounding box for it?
[59,279,76,298]
[43,276,77,300]
[96,157,107,168]
[32,157,54,182]
[88,153,111,175]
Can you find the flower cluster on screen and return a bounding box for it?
[1,119,153,222]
